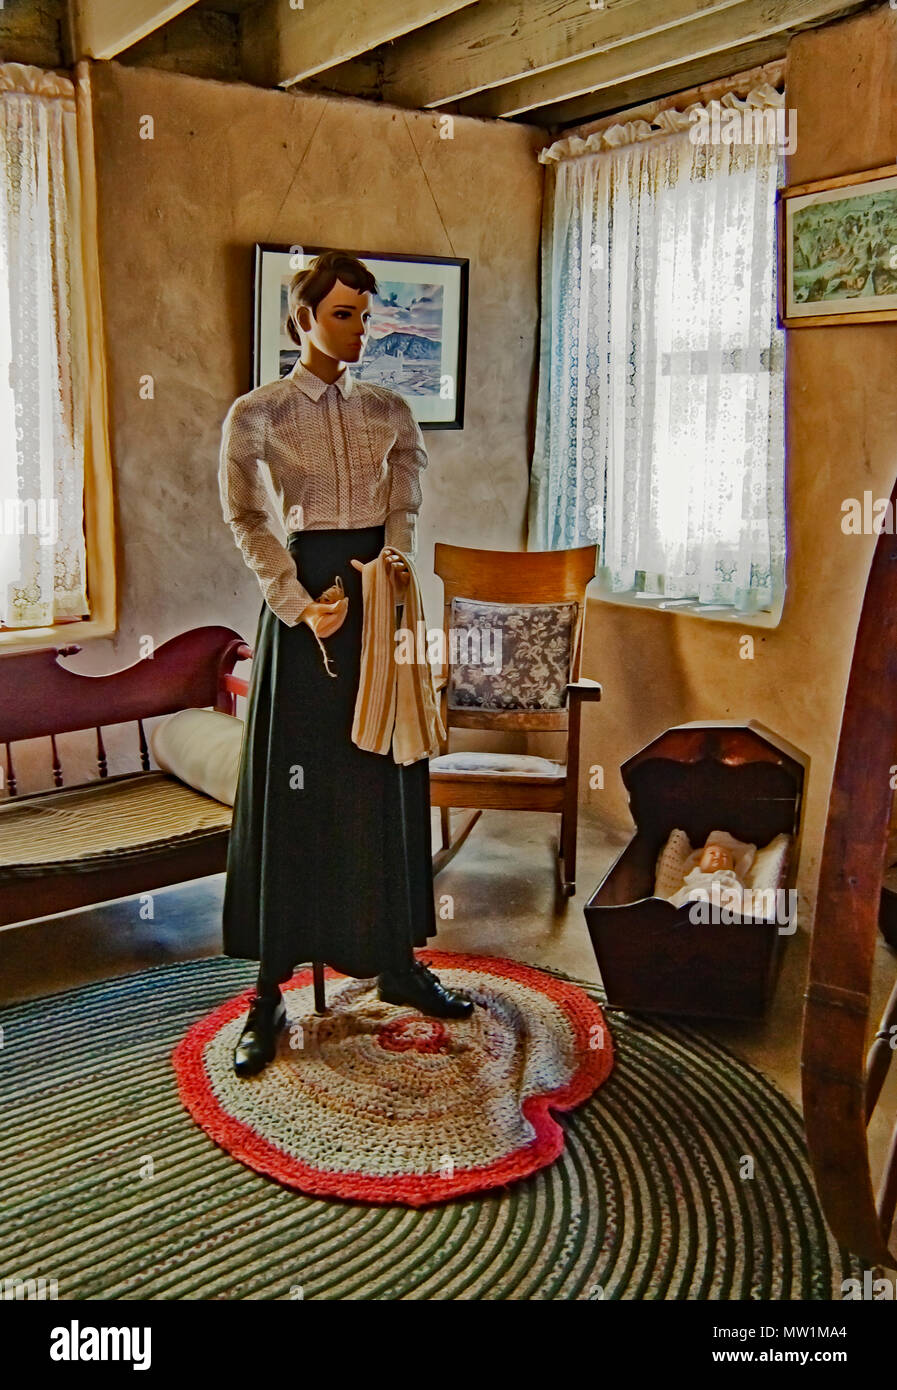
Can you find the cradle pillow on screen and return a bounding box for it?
[150,708,244,807]
[447,597,578,711]
[654,828,693,898]
[744,832,792,891]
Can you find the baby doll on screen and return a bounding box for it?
[667,829,756,910]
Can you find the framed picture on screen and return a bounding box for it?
[252,243,468,427]
[778,163,897,326]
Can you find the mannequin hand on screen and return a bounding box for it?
[384,548,411,589]
[350,549,410,589]
[300,598,346,639]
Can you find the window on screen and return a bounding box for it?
[0,62,109,638]
[530,103,786,620]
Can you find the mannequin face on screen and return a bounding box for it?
[294,279,373,364]
[699,844,734,874]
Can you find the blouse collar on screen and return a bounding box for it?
[288,359,354,400]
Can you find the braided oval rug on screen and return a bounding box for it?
[0,954,864,1300]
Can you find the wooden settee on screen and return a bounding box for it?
[0,627,250,929]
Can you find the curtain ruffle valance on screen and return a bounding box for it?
[0,62,74,105]
[538,82,784,163]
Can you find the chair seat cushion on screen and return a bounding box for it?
[0,772,231,878]
[429,751,565,780]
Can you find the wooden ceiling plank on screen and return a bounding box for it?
[376,0,752,108]
[299,0,762,109]
[240,0,477,89]
[72,0,202,59]
[456,0,866,117]
[537,39,790,131]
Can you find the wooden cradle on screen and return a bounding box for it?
[583,722,808,1021]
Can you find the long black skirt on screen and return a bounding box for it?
[222,524,437,981]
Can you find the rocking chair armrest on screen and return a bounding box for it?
[566,678,602,704]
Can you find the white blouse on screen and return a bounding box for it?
[218,359,429,625]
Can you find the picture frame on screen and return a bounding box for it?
[777,163,897,327]
[252,243,469,428]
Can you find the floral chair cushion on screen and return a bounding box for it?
[447,598,579,711]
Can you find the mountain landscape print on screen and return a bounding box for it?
[278,279,445,393]
[258,246,468,425]
[358,281,444,394]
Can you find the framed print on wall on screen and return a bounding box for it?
[778,163,897,326]
[252,243,468,428]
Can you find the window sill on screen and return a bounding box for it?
[0,614,116,653]
[586,581,784,628]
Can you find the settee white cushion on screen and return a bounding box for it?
[150,708,244,807]
[429,750,565,779]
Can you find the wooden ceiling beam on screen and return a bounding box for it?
[455,0,865,118]
[318,0,754,109]
[240,0,477,89]
[70,0,202,59]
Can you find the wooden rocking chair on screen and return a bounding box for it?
[802,465,897,1268]
[428,541,600,897]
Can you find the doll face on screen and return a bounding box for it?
[294,280,373,364]
[699,844,734,874]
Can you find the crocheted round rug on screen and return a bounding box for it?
[171,951,613,1206]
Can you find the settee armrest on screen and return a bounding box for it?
[220,643,253,702]
[0,625,251,793]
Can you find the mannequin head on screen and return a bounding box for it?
[699,843,734,875]
[287,251,378,366]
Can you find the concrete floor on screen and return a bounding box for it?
[2,804,895,1217]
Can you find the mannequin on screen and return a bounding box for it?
[218,251,472,1079]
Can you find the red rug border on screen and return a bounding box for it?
[171,951,614,1208]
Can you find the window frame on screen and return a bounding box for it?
[585,130,787,628]
[0,61,117,653]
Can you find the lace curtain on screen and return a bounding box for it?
[0,62,89,628]
[529,102,785,613]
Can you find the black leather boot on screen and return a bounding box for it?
[233,992,288,1077]
[378,958,474,1019]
